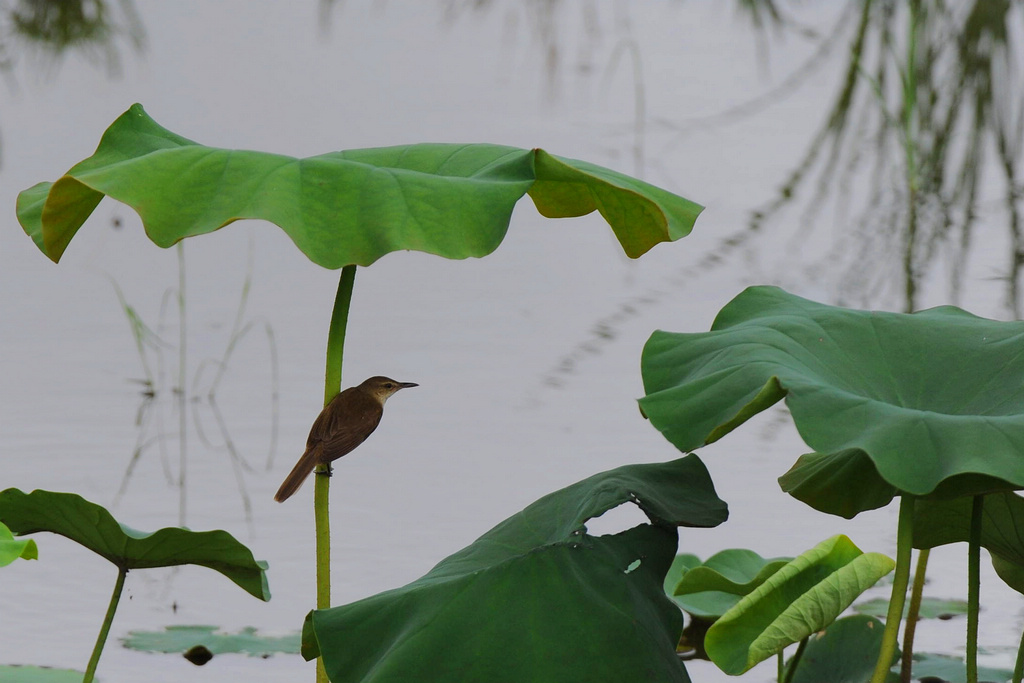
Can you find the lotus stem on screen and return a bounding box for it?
[315,264,357,683]
[1013,624,1024,683]
[901,548,930,683]
[781,638,808,683]
[967,495,983,683]
[176,242,188,527]
[871,494,915,683]
[83,565,127,683]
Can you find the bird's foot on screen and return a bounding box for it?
[316,464,333,478]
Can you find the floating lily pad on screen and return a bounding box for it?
[0,489,268,600]
[122,625,300,659]
[18,104,702,268]
[0,665,88,683]
[853,596,969,620]
[906,652,1013,683]
[303,455,728,683]
[704,535,894,675]
[640,286,1024,518]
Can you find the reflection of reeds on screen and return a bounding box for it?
[747,0,1024,315]
[110,235,279,532]
[2,0,145,75]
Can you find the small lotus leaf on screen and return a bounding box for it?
[669,549,791,619]
[18,104,702,268]
[0,520,37,566]
[302,455,728,683]
[641,286,1024,517]
[783,615,897,683]
[0,489,269,600]
[704,534,894,675]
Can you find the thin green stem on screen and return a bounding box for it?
[901,548,930,683]
[967,495,983,683]
[176,242,188,527]
[782,638,808,683]
[1013,623,1024,683]
[315,264,357,683]
[83,566,127,683]
[777,651,784,683]
[872,494,916,683]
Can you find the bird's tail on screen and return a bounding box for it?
[274,448,319,502]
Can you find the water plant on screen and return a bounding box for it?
[17,102,703,681]
[640,285,1024,683]
[302,454,728,682]
[0,488,268,683]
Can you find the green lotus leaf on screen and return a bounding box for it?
[783,615,898,683]
[907,653,1013,683]
[302,455,728,683]
[0,520,38,566]
[664,553,702,595]
[641,286,1024,516]
[0,489,268,601]
[669,549,792,619]
[914,492,1024,595]
[778,450,899,519]
[18,104,702,268]
[704,534,894,675]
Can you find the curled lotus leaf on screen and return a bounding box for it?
[641,286,1024,517]
[18,104,702,268]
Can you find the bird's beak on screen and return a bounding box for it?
[399,382,419,389]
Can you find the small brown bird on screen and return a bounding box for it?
[274,376,418,502]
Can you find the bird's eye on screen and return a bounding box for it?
[384,383,393,389]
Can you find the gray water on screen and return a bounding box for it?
[1,2,1021,681]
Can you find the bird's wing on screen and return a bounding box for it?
[310,390,384,462]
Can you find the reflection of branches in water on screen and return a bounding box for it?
[542,2,1024,391]
[319,0,604,103]
[744,0,1024,315]
[0,0,145,75]
[109,234,279,533]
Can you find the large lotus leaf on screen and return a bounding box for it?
[670,549,792,619]
[302,454,728,683]
[0,520,37,566]
[704,534,894,675]
[0,489,268,600]
[640,286,1024,515]
[913,492,1024,594]
[17,104,702,267]
[783,615,898,683]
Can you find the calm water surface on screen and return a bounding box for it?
[1,2,1021,681]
